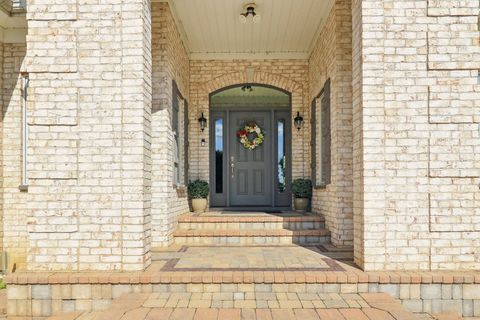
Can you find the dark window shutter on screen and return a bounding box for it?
[310,99,317,185]
[321,79,331,185]
[172,81,179,132]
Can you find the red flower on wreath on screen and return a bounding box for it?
[237,129,247,137]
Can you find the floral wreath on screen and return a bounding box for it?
[236,122,265,150]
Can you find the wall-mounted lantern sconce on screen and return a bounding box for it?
[198,112,207,131]
[294,112,303,131]
[201,139,206,147]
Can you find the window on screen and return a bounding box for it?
[214,118,224,194]
[172,81,188,186]
[210,111,227,206]
[277,119,286,192]
[311,79,331,187]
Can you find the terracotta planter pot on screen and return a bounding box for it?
[191,198,207,213]
[294,198,309,213]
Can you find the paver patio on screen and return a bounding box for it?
[6,241,480,319]
[45,292,465,320]
[149,244,347,272]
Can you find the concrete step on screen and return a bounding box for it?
[172,228,330,245]
[418,314,463,320]
[177,213,325,230]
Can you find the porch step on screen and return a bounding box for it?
[172,228,330,245]
[177,213,325,230]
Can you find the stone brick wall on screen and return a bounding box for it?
[351,0,365,269]
[0,40,3,254]
[151,2,190,247]
[22,0,153,271]
[357,0,480,270]
[1,43,28,271]
[0,0,477,273]
[189,60,310,184]
[309,0,354,247]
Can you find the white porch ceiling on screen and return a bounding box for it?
[169,0,334,60]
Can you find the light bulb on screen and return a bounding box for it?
[239,14,247,24]
[252,14,261,24]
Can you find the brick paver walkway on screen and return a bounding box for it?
[46,292,462,320]
[151,245,343,271]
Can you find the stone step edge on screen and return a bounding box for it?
[177,214,325,223]
[5,270,480,285]
[173,229,331,237]
[64,293,421,320]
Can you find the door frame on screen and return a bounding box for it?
[208,84,292,209]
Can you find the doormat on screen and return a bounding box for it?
[219,210,283,214]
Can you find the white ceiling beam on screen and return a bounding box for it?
[0,26,27,43]
[0,8,26,28]
[190,51,310,61]
[4,27,26,43]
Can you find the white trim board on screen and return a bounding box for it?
[190,51,310,60]
[0,27,26,43]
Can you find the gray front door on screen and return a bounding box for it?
[229,111,272,206]
[209,109,292,209]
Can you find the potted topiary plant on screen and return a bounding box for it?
[291,178,312,213]
[188,180,209,213]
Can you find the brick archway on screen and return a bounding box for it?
[203,71,302,95]
[189,70,310,184]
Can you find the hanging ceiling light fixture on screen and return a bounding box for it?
[239,3,261,24]
[241,67,255,92]
[241,84,253,92]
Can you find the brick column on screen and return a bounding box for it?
[351,0,388,270]
[24,0,152,271]
[1,42,28,271]
[355,0,480,271]
[0,40,3,260]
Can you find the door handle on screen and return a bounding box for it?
[230,156,235,178]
